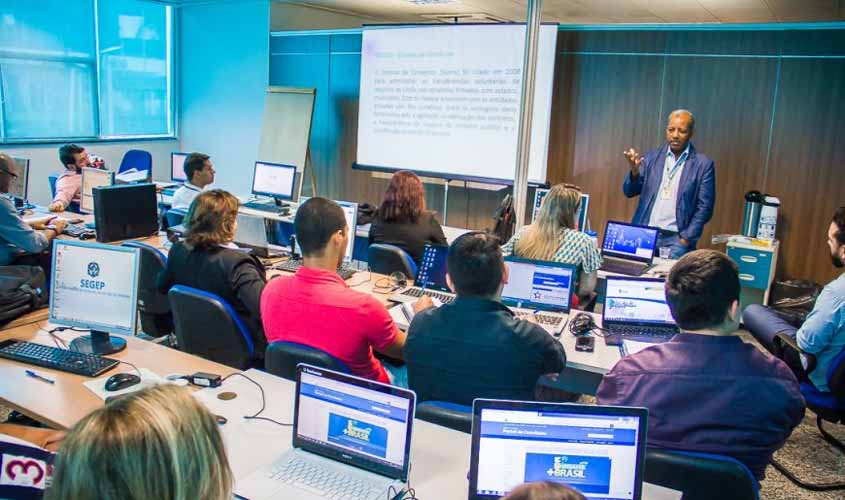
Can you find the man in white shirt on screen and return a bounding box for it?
[171,152,215,210]
[621,110,716,258]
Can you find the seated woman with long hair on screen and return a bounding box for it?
[46,384,233,500]
[368,170,447,266]
[157,189,267,356]
[502,184,602,297]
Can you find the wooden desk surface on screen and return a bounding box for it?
[0,321,236,430]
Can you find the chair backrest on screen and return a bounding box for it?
[119,149,153,175]
[121,241,171,337]
[827,346,845,396]
[48,174,58,198]
[367,244,418,279]
[265,341,350,381]
[168,285,254,369]
[644,448,759,500]
[415,401,472,433]
[165,208,188,228]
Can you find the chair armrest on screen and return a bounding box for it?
[774,332,817,374]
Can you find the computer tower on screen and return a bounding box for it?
[93,183,159,243]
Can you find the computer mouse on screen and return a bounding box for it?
[105,373,141,392]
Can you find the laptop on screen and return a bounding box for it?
[389,243,454,305]
[234,213,283,258]
[602,277,679,346]
[501,257,577,335]
[469,399,649,500]
[236,365,416,500]
[598,221,659,276]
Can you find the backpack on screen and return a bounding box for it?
[0,265,48,326]
[491,194,516,243]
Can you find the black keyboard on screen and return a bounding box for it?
[600,259,649,276]
[64,223,96,238]
[242,201,290,215]
[400,287,455,304]
[0,339,119,377]
[274,260,357,281]
[604,325,678,346]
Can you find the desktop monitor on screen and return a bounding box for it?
[294,199,358,264]
[50,240,140,355]
[469,399,649,500]
[8,157,29,201]
[532,188,590,231]
[171,152,189,182]
[93,183,159,243]
[251,161,297,202]
[81,167,115,214]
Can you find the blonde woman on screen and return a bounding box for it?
[502,184,602,297]
[156,189,267,356]
[47,384,233,500]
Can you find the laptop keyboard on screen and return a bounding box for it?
[400,287,454,304]
[600,259,648,276]
[515,312,564,327]
[267,455,384,500]
[608,325,678,339]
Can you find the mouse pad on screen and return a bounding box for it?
[83,368,163,401]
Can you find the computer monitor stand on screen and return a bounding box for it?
[70,330,127,355]
[273,198,289,209]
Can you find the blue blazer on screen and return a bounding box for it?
[622,143,716,247]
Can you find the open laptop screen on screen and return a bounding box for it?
[293,365,415,481]
[601,221,658,263]
[501,257,576,313]
[470,400,648,500]
[413,243,449,292]
[603,278,676,327]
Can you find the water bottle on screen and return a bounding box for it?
[742,191,763,237]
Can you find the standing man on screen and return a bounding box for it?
[48,144,105,213]
[171,153,215,210]
[1,153,65,269]
[622,109,715,258]
[744,206,845,393]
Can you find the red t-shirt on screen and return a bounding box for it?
[260,267,399,383]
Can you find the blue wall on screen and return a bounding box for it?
[179,0,270,197]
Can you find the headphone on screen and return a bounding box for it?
[373,271,407,293]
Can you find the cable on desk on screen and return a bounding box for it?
[388,463,420,500]
[220,372,292,427]
[568,312,609,338]
[117,359,143,378]
[348,271,373,288]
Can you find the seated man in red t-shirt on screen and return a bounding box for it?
[261,197,431,385]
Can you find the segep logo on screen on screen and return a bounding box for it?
[81,261,106,290]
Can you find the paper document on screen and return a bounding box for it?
[620,339,659,357]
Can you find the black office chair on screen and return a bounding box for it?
[121,241,172,338]
[415,401,472,433]
[644,449,759,500]
[770,334,845,491]
[168,285,255,369]
[265,341,350,381]
[367,244,417,279]
[164,207,189,228]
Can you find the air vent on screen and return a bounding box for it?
[419,12,512,23]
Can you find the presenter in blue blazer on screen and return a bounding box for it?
[622,109,716,258]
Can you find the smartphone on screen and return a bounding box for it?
[575,336,595,352]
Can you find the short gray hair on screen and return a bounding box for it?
[667,109,695,132]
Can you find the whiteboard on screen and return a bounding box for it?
[257,87,315,197]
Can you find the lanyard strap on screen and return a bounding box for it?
[664,150,688,184]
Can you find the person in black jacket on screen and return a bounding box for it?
[157,189,267,356]
[368,170,447,266]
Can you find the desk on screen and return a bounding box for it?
[0,321,236,429]
[197,369,680,500]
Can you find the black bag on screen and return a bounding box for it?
[357,203,378,226]
[770,279,822,328]
[491,194,516,243]
[0,265,48,326]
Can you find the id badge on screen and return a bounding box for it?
[660,185,672,200]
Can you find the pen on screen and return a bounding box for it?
[25,370,55,384]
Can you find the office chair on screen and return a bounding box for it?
[164,207,188,229]
[770,333,845,491]
[168,285,254,369]
[367,244,417,279]
[120,241,172,339]
[118,149,152,178]
[415,401,472,433]
[265,341,350,381]
[48,173,79,213]
[644,449,759,500]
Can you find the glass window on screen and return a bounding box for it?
[97,0,171,136]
